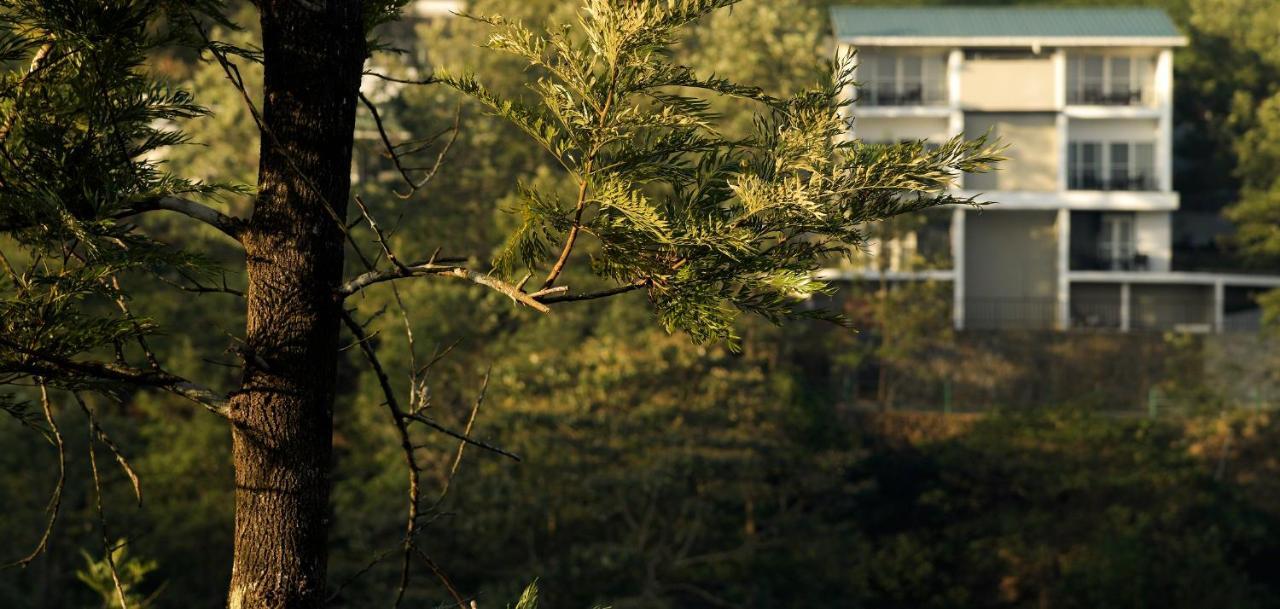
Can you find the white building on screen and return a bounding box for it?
[824,6,1280,333]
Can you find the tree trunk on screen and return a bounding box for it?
[227,2,365,608]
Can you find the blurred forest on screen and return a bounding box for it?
[4,0,1280,607]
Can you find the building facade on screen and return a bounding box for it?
[825,6,1280,333]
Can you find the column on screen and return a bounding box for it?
[952,207,966,330]
[1120,282,1131,332]
[1054,49,1069,192]
[947,48,965,187]
[1213,280,1225,333]
[1052,48,1067,110]
[1056,208,1070,330]
[1155,48,1174,192]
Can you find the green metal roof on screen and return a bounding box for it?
[830,7,1183,41]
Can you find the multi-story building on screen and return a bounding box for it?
[824,6,1280,333]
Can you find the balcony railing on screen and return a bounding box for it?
[965,298,1057,330]
[1067,173,1156,191]
[861,84,947,107]
[964,297,1215,332]
[1072,298,1122,329]
[1070,252,1150,272]
[1068,87,1145,106]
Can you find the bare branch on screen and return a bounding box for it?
[362,70,439,86]
[120,196,246,242]
[338,310,423,608]
[411,547,469,609]
[403,411,520,462]
[536,279,649,303]
[357,94,460,199]
[85,417,130,609]
[156,271,245,298]
[352,195,406,271]
[427,368,489,511]
[76,393,142,506]
[3,381,65,569]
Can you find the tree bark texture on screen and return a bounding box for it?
[228,2,365,608]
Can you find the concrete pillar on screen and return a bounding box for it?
[947,48,965,189]
[1056,208,1071,330]
[952,207,966,330]
[1052,48,1067,110]
[1120,282,1131,332]
[1056,114,1069,192]
[948,48,963,109]
[1213,280,1225,333]
[1155,49,1174,192]
[1054,49,1070,192]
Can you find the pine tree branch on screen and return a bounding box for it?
[540,58,622,291]
[338,262,553,313]
[1,338,230,417]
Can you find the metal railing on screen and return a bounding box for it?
[1067,172,1156,191]
[1071,299,1122,329]
[1068,87,1145,106]
[861,84,947,107]
[1129,301,1214,332]
[1070,252,1150,272]
[965,298,1057,330]
[963,297,1219,333]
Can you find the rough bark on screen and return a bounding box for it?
[227,2,365,608]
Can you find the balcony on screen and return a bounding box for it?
[1065,53,1154,107]
[1071,87,1144,106]
[1069,210,1171,273]
[839,210,954,274]
[863,84,929,107]
[1067,141,1157,192]
[1071,251,1151,272]
[857,51,948,107]
[1066,173,1157,192]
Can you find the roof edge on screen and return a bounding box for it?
[837,35,1188,48]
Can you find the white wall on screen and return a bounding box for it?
[965,113,1059,192]
[1135,211,1171,272]
[408,0,462,17]
[1067,118,1158,141]
[961,58,1056,110]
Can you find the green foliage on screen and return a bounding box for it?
[1225,93,1280,260]
[0,0,235,396]
[440,0,1000,344]
[848,410,1279,609]
[75,540,160,609]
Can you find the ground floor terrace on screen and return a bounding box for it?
[819,207,1280,333]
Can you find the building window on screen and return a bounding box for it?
[1068,141,1155,191]
[1098,213,1136,270]
[858,51,947,106]
[1067,53,1152,105]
